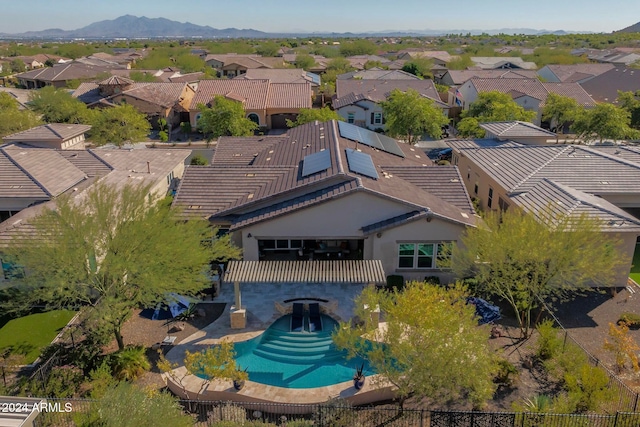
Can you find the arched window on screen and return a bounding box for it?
[247,113,260,125]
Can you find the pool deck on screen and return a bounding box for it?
[163,281,396,410]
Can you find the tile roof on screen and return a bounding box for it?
[336,79,441,103]
[0,87,32,109]
[72,82,188,108]
[541,64,615,82]
[173,120,477,228]
[361,210,427,234]
[511,179,640,232]
[541,82,597,107]
[579,67,640,104]
[57,150,113,177]
[3,124,92,142]
[0,147,87,197]
[470,57,537,70]
[468,78,595,107]
[267,83,312,109]
[16,62,115,82]
[479,121,556,138]
[236,68,318,85]
[459,144,640,195]
[337,69,421,80]
[0,150,48,198]
[443,69,538,85]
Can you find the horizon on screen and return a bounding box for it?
[1,0,638,35]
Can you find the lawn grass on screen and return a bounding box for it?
[0,310,76,364]
[630,243,640,284]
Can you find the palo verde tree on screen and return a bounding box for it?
[617,90,640,130]
[89,103,151,147]
[286,106,343,127]
[451,207,628,337]
[541,93,581,139]
[196,96,257,141]
[0,92,42,138]
[571,103,640,143]
[4,182,241,351]
[28,85,96,124]
[333,282,498,409]
[381,88,449,144]
[457,91,537,138]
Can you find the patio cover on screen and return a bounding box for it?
[224,260,386,285]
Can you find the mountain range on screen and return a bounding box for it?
[0,15,599,39]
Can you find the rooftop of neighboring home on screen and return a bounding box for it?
[172,120,476,230]
[463,78,596,107]
[479,121,556,139]
[469,57,537,70]
[2,123,92,143]
[579,67,640,104]
[537,64,615,83]
[73,78,192,108]
[589,50,640,66]
[15,62,117,82]
[345,55,391,69]
[234,68,320,86]
[397,50,457,63]
[190,79,312,111]
[337,69,421,80]
[12,53,70,66]
[203,54,283,69]
[0,87,32,109]
[441,69,538,85]
[333,79,444,109]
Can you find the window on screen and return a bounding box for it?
[498,197,509,211]
[258,239,303,250]
[467,167,471,180]
[373,112,383,125]
[474,183,478,196]
[247,113,260,125]
[347,112,355,124]
[488,187,494,208]
[397,242,451,269]
[166,171,175,186]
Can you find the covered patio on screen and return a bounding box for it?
[220,260,386,327]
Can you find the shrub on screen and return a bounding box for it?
[494,358,518,387]
[84,361,117,398]
[564,363,616,413]
[42,365,84,398]
[109,345,150,381]
[385,275,404,291]
[190,153,209,165]
[618,312,640,329]
[159,130,169,142]
[535,319,563,361]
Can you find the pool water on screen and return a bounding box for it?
[230,314,375,388]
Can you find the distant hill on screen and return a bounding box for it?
[0,15,588,39]
[616,21,640,33]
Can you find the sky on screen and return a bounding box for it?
[2,0,638,34]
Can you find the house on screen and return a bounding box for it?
[337,69,421,81]
[537,64,615,84]
[2,123,92,150]
[396,50,457,67]
[589,50,640,67]
[282,54,330,74]
[16,62,116,89]
[73,76,196,129]
[479,121,557,145]
[11,54,70,70]
[453,78,596,125]
[469,57,537,70]
[344,55,391,70]
[0,87,32,109]
[203,54,285,78]
[172,120,476,281]
[450,141,640,285]
[189,79,312,130]
[234,68,321,95]
[0,146,190,281]
[333,79,448,130]
[579,67,640,104]
[437,69,538,86]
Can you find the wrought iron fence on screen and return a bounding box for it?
[29,399,640,427]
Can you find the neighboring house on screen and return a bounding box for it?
[589,50,640,66]
[396,50,457,67]
[333,79,448,130]
[537,64,615,83]
[73,76,196,129]
[2,123,92,150]
[450,141,640,286]
[453,78,596,125]
[479,121,556,145]
[437,69,538,86]
[110,68,205,83]
[469,57,537,70]
[234,68,321,94]
[0,146,190,280]
[579,67,640,104]
[345,55,391,70]
[12,54,70,70]
[282,54,330,74]
[16,62,115,89]
[203,54,285,78]
[0,87,33,109]
[173,120,476,281]
[189,79,312,130]
[337,69,421,81]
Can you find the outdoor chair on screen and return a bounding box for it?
[291,303,305,332]
[308,302,323,332]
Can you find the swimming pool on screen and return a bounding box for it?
[229,314,374,389]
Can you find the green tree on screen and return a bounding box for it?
[339,39,377,56]
[286,106,342,127]
[255,42,280,57]
[457,91,537,138]
[28,86,95,124]
[82,382,193,427]
[618,90,640,130]
[0,93,42,137]
[9,58,26,73]
[381,88,449,144]
[89,103,151,147]
[295,54,316,71]
[196,96,257,140]
[129,71,158,82]
[541,93,581,139]
[175,53,206,73]
[401,57,434,79]
[4,182,241,351]
[571,103,640,143]
[451,208,628,337]
[333,282,498,408]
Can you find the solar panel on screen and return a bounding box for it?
[345,149,378,180]
[301,150,331,177]
[337,121,405,158]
